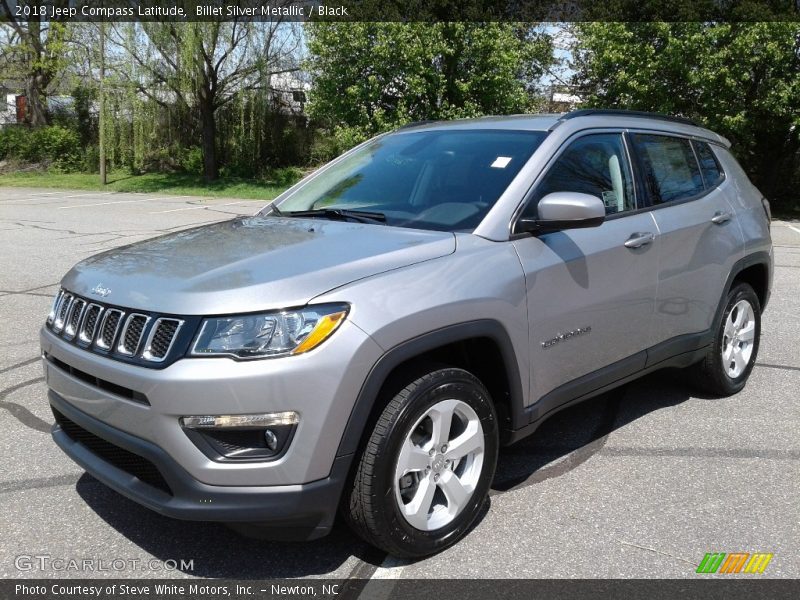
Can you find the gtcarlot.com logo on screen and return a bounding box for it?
[15,554,194,573]
[696,552,773,574]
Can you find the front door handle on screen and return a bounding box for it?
[624,232,656,249]
[711,211,733,224]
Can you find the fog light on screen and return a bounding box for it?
[180,412,298,429]
[180,412,298,461]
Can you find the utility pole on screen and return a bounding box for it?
[99,21,107,185]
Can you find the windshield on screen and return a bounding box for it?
[269,129,548,232]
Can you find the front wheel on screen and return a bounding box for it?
[690,282,761,396]
[345,367,499,557]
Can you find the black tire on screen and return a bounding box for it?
[344,366,499,558]
[690,282,761,396]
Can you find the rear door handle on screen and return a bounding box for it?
[624,232,656,249]
[711,211,732,224]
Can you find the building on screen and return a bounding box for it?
[0,89,25,125]
[269,72,310,115]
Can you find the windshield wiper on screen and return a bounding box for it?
[285,208,387,225]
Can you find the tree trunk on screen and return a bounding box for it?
[24,72,49,126]
[199,94,218,181]
[21,19,49,127]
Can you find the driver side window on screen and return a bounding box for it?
[521,133,636,219]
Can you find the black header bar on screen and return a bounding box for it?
[1,0,799,23]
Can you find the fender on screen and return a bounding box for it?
[721,250,772,312]
[335,319,525,457]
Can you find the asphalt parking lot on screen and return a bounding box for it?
[0,187,798,580]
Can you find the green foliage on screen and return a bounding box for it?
[309,133,343,164]
[81,145,100,174]
[267,166,305,186]
[71,85,98,146]
[0,125,82,170]
[0,128,30,161]
[180,147,205,176]
[305,23,553,149]
[572,22,800,207]
[0,171,291,201]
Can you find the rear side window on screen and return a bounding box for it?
[631,134,704,204]
[693,141,724,188]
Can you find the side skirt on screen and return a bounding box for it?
[502,330,711,445]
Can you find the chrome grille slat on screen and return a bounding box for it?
[142,318,184,362]
[79,304,103,344]
[96,309,124,350]
[117,313,150,356]
[47,290,64,326]
[45,289,183,365]
[53,293,73,333]
[63,298,86,339]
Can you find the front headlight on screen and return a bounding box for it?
[189,304,348,359]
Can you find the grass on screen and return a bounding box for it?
[0,171,292,200]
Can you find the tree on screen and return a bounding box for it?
[109,19,302,181]
[0,1,71,126]
[572,22,800,207]
[305,22,553,147]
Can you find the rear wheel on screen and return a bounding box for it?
[691,282,761,396]
[345,366,498,557]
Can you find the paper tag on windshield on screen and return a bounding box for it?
[490,156,512,169]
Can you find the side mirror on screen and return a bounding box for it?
[516,192,606,234]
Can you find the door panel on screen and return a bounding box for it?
[513,211,660,408]
[629,134,745,343]
[650,188,743,341]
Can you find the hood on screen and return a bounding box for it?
[62,216,455,315]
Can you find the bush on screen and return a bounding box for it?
[0,126,34,161]
[81,145,100,173]
[0,125,82,170]
[34,126,82,170]
[180,146,204,175]
[309,134,341,165]
[266,166,304,186]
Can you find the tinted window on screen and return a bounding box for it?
[274,129,547,232]
[694,141,724,188]
[521,133,635,219]
[632,134,704,204]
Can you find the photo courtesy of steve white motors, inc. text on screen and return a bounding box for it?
[10,1,350,19]
[15,583,342,597]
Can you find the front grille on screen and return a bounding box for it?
[53,408,172,496]
[44,289,186,367]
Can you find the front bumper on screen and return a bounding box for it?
[50,391,349,539]
[41,320,382,487]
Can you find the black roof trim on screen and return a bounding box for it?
[561,109,700,128]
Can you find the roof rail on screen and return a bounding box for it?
[561,109,700,128]
[397,120,439,130]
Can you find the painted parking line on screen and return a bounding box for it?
[0,191,68,200]
[149,201,245,214]
[788,224,800,236]
[57,196,188,209]
[0,192,114,204]
[55,192,115,199]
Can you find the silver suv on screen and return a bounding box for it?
[42,110,772,557]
